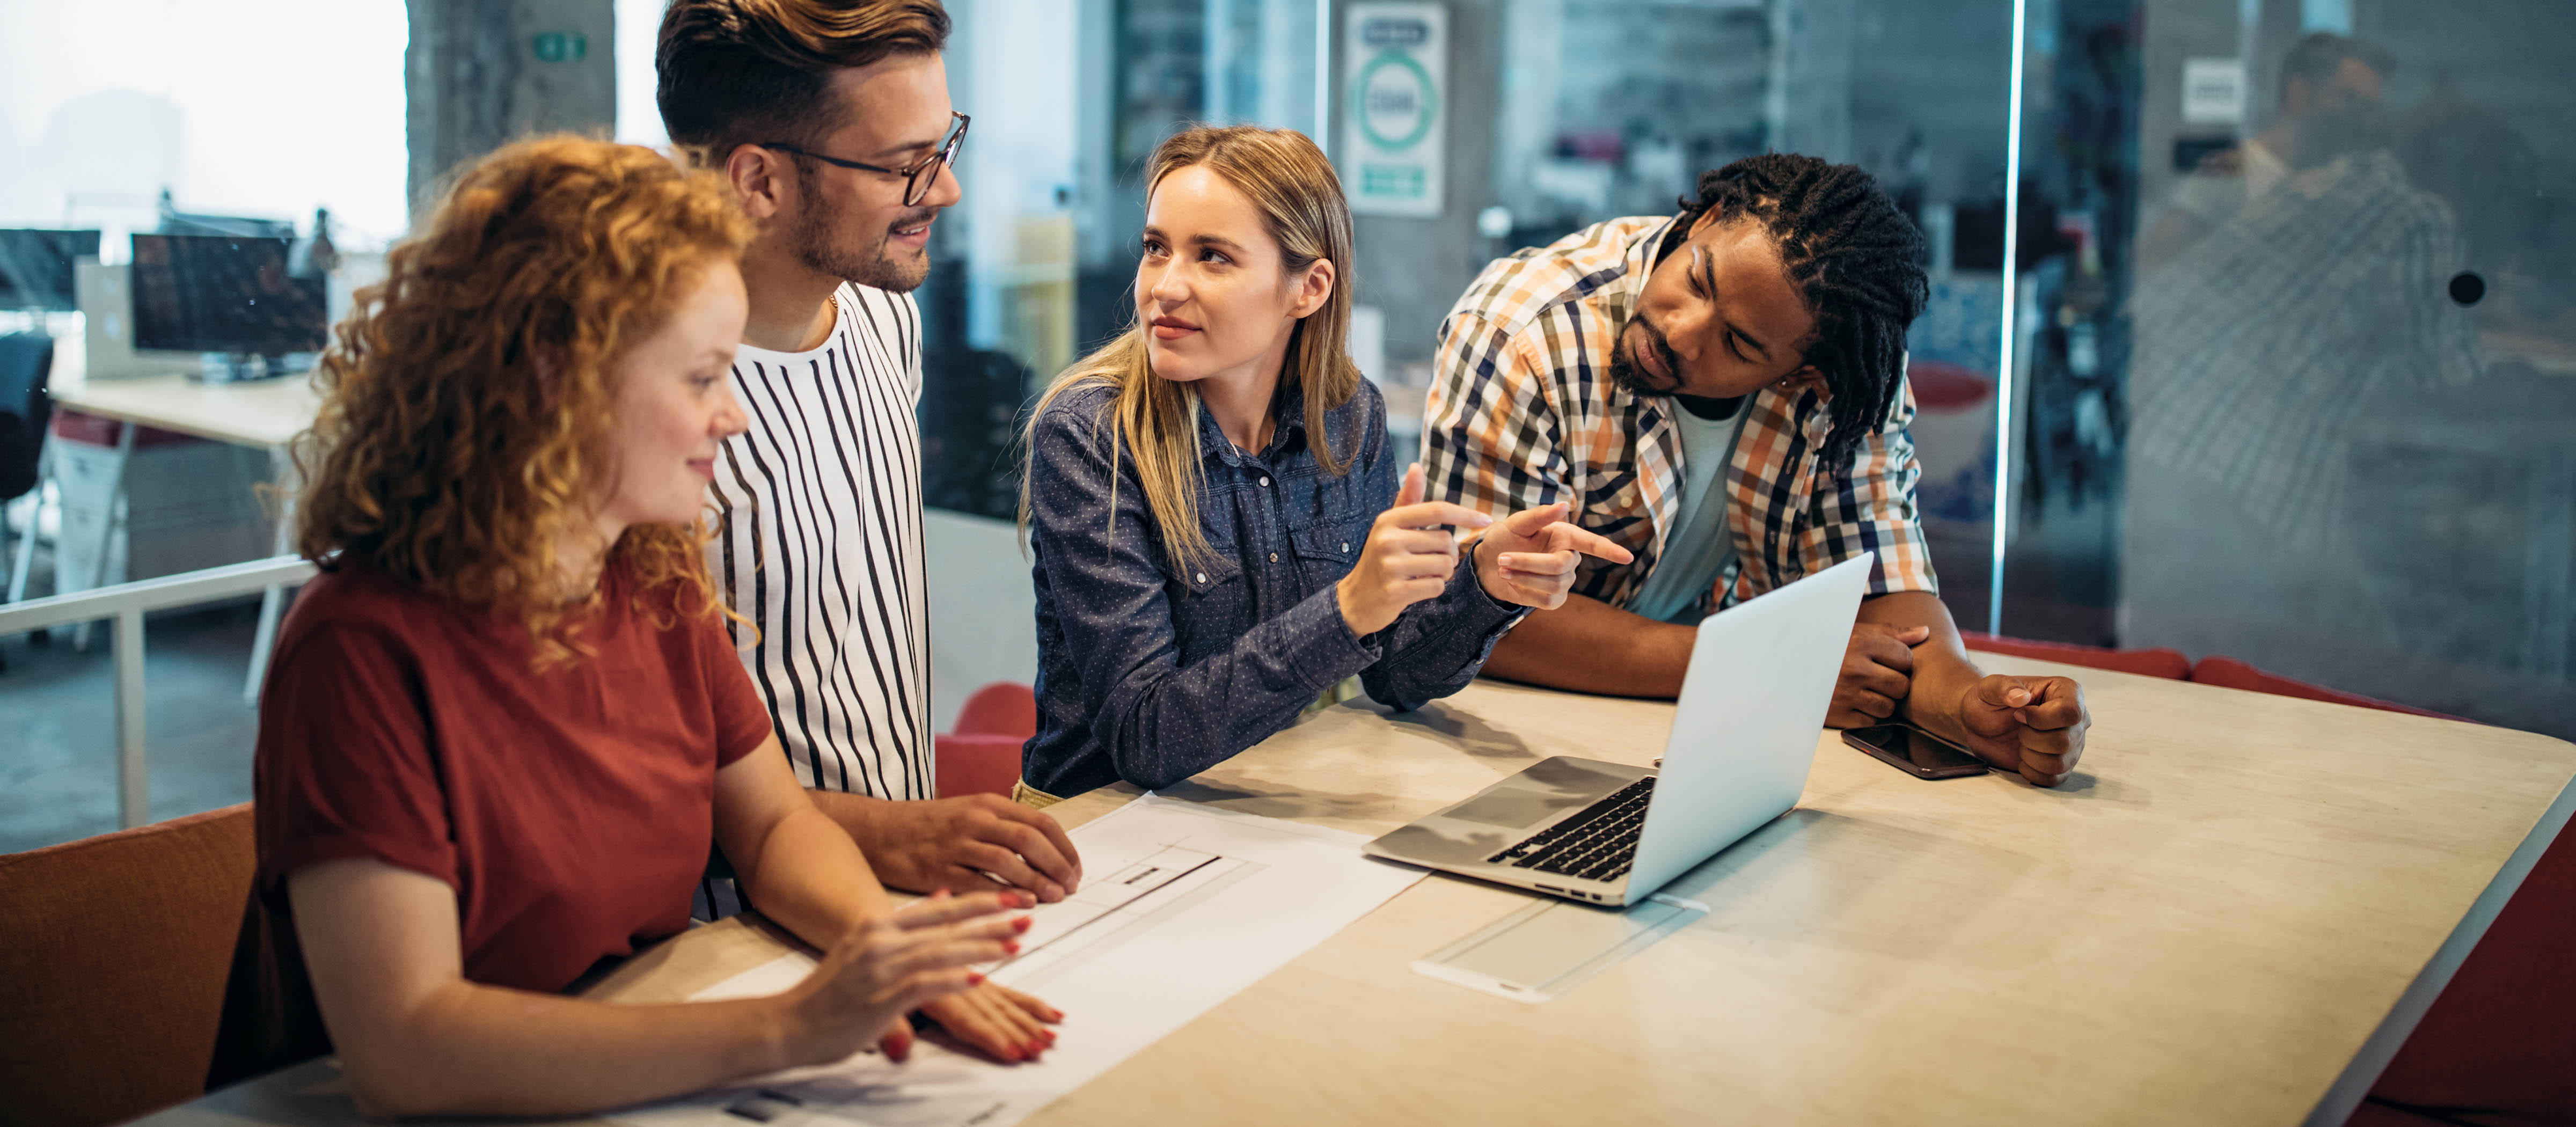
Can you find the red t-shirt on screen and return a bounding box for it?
[209,559,772,1085]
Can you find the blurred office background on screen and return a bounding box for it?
[2,0,2570,851]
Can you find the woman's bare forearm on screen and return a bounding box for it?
[344,982,803,1118]
[291,860,829,1119]
[732,801,896,949]
[713,739,895,950]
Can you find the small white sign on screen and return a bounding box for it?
[2182,57,2248,125]
[1342,2,1447,218]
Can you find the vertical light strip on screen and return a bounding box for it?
[1987,0,2029,636]
[1315,0,1334,158]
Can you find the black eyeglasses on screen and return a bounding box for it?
[761,112,970,208]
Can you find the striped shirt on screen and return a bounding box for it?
[1424,214,1937,615]
[707,283,933,801]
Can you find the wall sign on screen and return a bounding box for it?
[1342,2,1446,218]
[2182,57,2246,125]
[533,32,589,63]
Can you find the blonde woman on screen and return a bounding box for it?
[1018,126,1631,801]
[206,137,1041,1117]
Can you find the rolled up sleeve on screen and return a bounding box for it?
[1800,376,1938,597]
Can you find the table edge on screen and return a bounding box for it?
[49,380,309,450]
[2301,769,2576,1125]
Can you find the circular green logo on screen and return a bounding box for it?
[1353,50,1437,151]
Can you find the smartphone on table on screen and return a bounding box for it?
[1842,722,1988,780]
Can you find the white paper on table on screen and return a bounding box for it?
[604,793,1424,1127]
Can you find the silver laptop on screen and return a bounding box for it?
[1364,553,1872,908]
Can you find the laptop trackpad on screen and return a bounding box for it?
[1448,786,1579,829]
[1446,756,1634,829]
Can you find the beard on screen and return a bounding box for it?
[1607,313,1684,398]
[788,165,937,292]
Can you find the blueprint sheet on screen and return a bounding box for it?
[606,794,1424,1127]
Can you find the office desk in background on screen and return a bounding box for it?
[12,371,321,703]
[49,371,320,450]
[147,658,2576,1127]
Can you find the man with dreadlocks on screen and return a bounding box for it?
[1424,154,2090,786]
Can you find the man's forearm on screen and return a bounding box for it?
[1481,594,1697,697]
[804,787,890,840]
[1858,590,1984,743]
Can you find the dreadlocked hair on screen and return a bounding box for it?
[1677,154,1927,469]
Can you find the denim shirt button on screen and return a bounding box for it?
[1269,552,1279,562]
[1258,475,1271,487]
[1195,572,1207,583]
[1340,542,1349,552]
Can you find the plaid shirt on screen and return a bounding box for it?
[2129,149,2478,550]
[1424,214,1937,616]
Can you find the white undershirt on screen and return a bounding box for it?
[1628,398,1750,624]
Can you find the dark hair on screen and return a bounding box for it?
[656,0,951,163]
[2279,31,2394,101]
[1675,154,1927,468]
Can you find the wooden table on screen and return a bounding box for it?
[47,371,320,450]
[148,660,2576,1126]
[11,371,321,703]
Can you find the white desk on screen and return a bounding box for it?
[143,661,2576,1126]
[8,370,321,702]
[48,371,320,449]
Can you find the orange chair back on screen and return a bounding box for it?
[937,733,1026,799]
[0,803,255,1127]
[954,682,1037,738]
[939,683,1037,799]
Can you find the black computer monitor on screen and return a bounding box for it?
[128,233,328,356]
[157,211,298,240]
[0,229,102,312]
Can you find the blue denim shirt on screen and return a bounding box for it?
[1022,378,1525,796]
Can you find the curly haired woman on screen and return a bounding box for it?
[204,136,1043,1117]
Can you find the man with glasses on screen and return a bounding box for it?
[656,0,1076,1061]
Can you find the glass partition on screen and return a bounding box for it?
[912,0,2573,735]
[2002,0,2576,735]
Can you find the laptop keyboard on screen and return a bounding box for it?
[1485,775,1657,883]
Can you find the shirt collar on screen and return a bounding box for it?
[1193,383,1310,467]
[1631,212,1689,287]
[1598,213,1687,335]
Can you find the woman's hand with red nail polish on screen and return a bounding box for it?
[776,891,1022,1068]
[914,976,1066,1065]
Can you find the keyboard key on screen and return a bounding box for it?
[1484,777,1658,879]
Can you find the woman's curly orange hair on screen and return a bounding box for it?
[294,135,753,664]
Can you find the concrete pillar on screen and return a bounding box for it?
[405,0,617,212]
